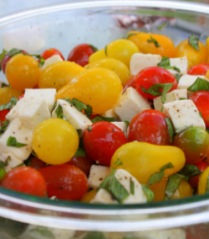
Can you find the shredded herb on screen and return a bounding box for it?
[55,105,64,119]
[157,57,180,73]
[92,115,116,123]
[130,178,135,195]
[0,97,18,111]
[147,36,160,47]
[66,98,92,117]
[188,35,199,51]
[188,77,209,92]
[114,157,123,167]
[7,136,27,148]
[0,120,9,134]
[75,147,86,157]
[165,117,174,143]
[165,173,185,199]
[142,185,154,202]
[178,164,200,180]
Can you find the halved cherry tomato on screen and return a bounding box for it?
[82,121,127,166]
[41,48,65,60]
[131,66,178,100]
[0,109,9,122]
[128,109,170,145]
[1,166,47,197]
[189,91,209,128]
[67,43,97,67]
[188,63,209,75]
[39,164,88,200]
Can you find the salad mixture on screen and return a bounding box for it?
[0,31,209,205]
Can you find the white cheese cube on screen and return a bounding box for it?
[102,108,116,118]
[114,87,151,122]
[0,151,23,172]
[88,165,110,189]
[41,54,63,70]
[153,89,187,111]
[168,56,188,75]
[91,169,147,204]
[23,88,56,111]
[178,74,207,90]
[130,53,162,75]
[0,118,33,161]
[52,99,92,132]
[6,98,51,128]
[163,99,205,133]
[111,121,128,136]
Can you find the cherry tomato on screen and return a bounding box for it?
[39,164,88,200]
[67,43,97,67]
[88,49,106,63]
[132,66,178,100]
[32,118,79,165]
[188,63,209,75]
[0,87,22,105]
[5,54,41,92]
[173,126,209,165]
[189,91,209,128]
[82,121,127,166]
[0,109,9,122]
[68,155,93,176]
[26,156,47,170]
[41,48,65,60]
[1,166,47,197]
[170,179,193,199]
[128,109,170,145]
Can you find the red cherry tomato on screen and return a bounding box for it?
[41,48,65,60]
[1,166,47,197]
[82,121,127,166]
[189,91,209,128]
[39,164,88,200]
[188,63,209,75]
[128,109,170,145]
[67,43,97,66]
[27,157,47,170]
[0,109,9,122]
[132,66,178,100]
[68,155,93,176]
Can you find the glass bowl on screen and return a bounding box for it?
[0,1,209,238]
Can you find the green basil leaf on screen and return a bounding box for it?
[0,120,9,134]
[147,162,173,186]
[0,97,18,111]
[178,164,200,180]
[188,35,199,51]
[74,147,86,157]
[142,185,154,202]
[147,36,160,47]
[7,136,27,148]
[92,116,116,123]
[114,157,123,167]
[188,77,209,92]
[130,177,135,195]
[158,57,180,73]
[66,98,92,117]
[165,174,185,199]
[7,48,25,57]
[157,21,168,31]
[0,167,6,180]
[165,117,174,143]
[55,105,64,119]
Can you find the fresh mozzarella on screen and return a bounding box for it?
[0,151,22,172]
[88,165,110,189]
[168,56,188,75]
[178,74,207,90]
[52,99,92,132]
[130,53,161,75]
[163,99,205,133]
[153,89,187,111]
[41,54,63,70]
[111,121,128,136]
[114,87,151,122]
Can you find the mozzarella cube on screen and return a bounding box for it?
[23,88,56,111]
[163,99,205,133]
[178,74,207,90]
[52,99,92,132]
[114,87,151,122]
[168,56,188,75]
[88,165,110,189]
[130,53,162,75]
[153,89,187,111]
[41,54,63,70]
[0,151,23,172]
[0,118,33,161]
[111,121,128,136]
[102,108,117,118]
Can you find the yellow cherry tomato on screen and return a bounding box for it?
[86,58,131,86]
[176,38,208,69]
[171,179,193,199]
[81,189,97,202]
[105,39,139,66]
[198,166,209,195]
[32,118,79,165]
[111,142,186,184]
[0,87,21,105]
[5,54,41,92]
[127,31,176,57]
[56,67,123,114]
[89,49,107,63]
[39,61,84,90]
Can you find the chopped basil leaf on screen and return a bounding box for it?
[92,115,116,123]
[188,77,209,92]
[178,164,200,180]
[188,35,199,51]
[157,21,168,31]
[39,57,45,66]
[157,57,180,73]
[7,48,25,57]
[0,167,6,180]
[165,117,174,143]
[55,105,64,119]
[130,178,135,195]
[0,120,9,134]
[147,162,173,186]
[114,157,123,167]
[66,98,92,117]
[174,73,182,82]
[7,136,27,148]
[0,97,18,111]
[99,172,129,203]
[147,36,160,47]
[206,176,209,193]
[165,174,185,199]
[126,32,137,39]
[75,147,86,157]
[142,185,154,202]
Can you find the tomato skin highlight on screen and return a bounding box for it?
[41,48,65,60]
[39,164,88,200]
[82,121,127,166]
[1,166,47,197]
[188,63,209,75]
[67,43,97,67]
[133,66,178,100]
[128,109,170,145]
